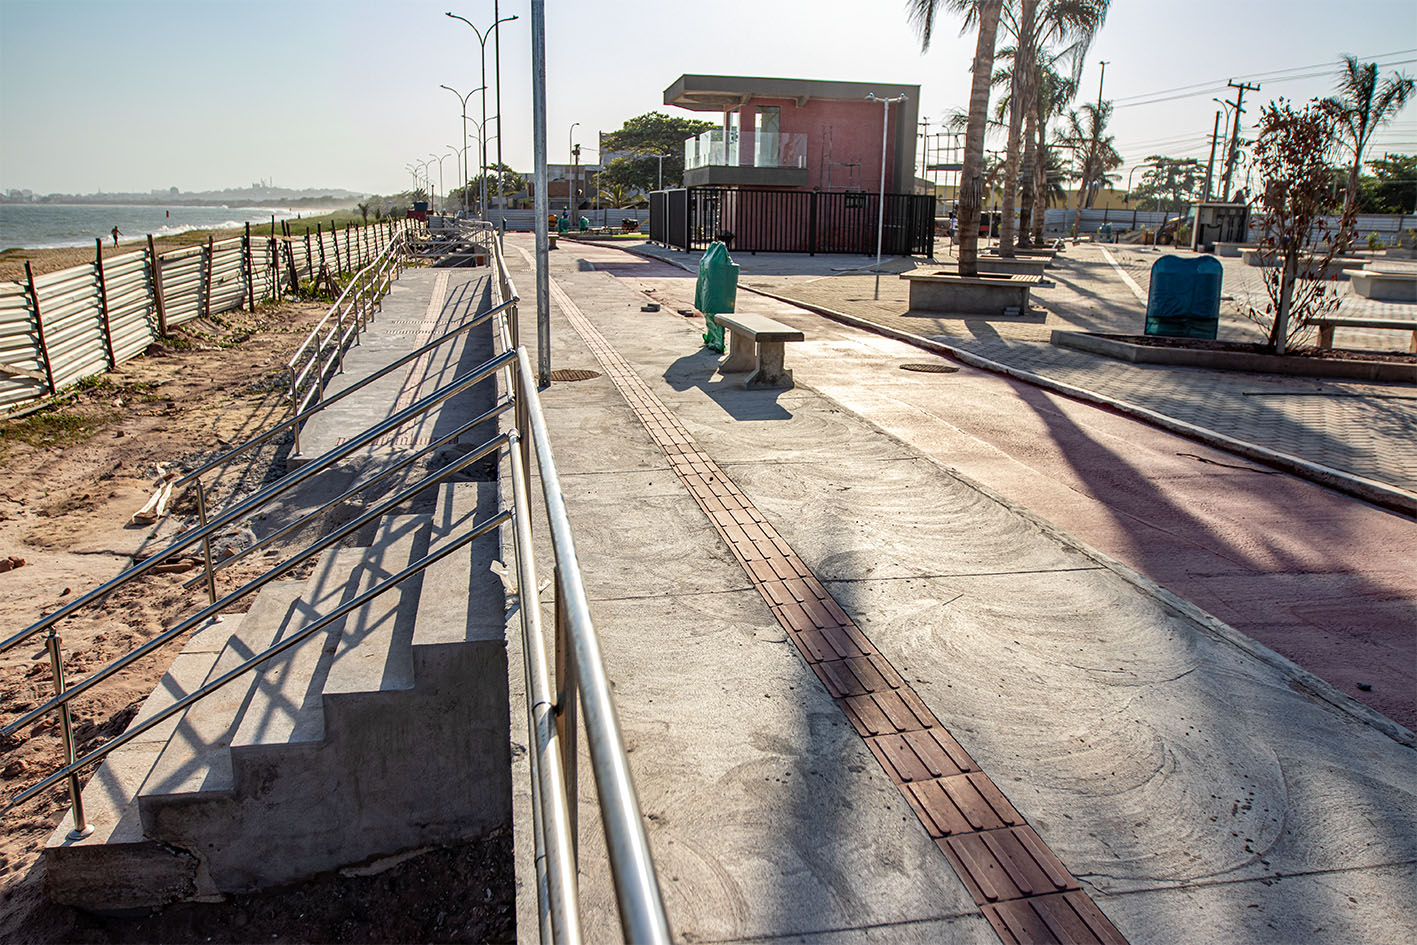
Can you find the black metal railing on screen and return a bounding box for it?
[651,186,934,256]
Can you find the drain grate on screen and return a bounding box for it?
[549,369,602,382]
[900,362,959,374]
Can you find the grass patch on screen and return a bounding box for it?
[0,408,113,452]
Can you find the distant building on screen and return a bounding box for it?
[664,74,918,193]
[651,74,933,256]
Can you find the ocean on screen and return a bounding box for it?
[0,203,311,252]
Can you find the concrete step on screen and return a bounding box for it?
[319,514,427,701]
[41,585,299,911]
[135,582,307,810]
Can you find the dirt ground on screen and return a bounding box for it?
[0,298,514,943]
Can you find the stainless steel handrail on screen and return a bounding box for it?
[174,298,515,493]
[11,501,512,810]
[286,227,417,423]
[9,221,670,944]
[2,427,510,739]
[0,349,515,658]
[469,217,671,944]
[182,399,513,589]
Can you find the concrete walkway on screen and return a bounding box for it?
[560,240,1417,732]
[628,241,1417,500]
[494,235,1415,944]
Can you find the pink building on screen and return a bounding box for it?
[665,74,919,193]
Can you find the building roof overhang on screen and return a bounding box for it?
[664,74,918,111]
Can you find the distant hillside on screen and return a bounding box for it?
[1,184,366,207]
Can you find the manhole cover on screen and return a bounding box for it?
[549,369,602,382]
[900,363,959,374]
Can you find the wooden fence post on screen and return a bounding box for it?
[331,221,343,273]
[93,238,116,368]
[316,223,327,274]
[243,222,256,312]
[304,231,313,279]
[147,233,168,336]
[281,222,299,293]
[200,235,214,318]
[344,225,352,271]
[23,262,57,395]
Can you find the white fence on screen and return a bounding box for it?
[1040,207,1415,242]
[2,220,415,411]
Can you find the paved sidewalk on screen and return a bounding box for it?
[498,235,1416,944]
[630,242,1417,498]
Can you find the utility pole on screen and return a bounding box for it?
[1202,111,1221,202]
[531,0,550,386]
[918,118,929,180]
[1219,79,1260,202]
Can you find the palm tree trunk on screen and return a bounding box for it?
[958,0,1004,277]
[1032,121,1049,245]
[998,0,1037,258]
[1019,107,1037,249]
[1071,145,1089,238]
[1338,155,1362,251]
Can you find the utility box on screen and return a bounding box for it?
[1144,255,1223,339]
[1188,202,1249,253]
[695,241,739,352]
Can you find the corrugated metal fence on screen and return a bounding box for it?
[1,220,415,410]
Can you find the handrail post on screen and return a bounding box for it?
[196,481,217,604]
[45,632,94,840]
[554,565,580,872]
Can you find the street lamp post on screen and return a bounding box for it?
[568,122,580,219]
[441,84,484,214]
[446,10,519,220]
[866,92,907,301]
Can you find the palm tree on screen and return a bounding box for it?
[599,182,631,208]
[992,1,1109,255]
[1326,55,1414,248]
[910,0,1005,277]
[356,201,371,225]
[1064,101,1120,233]
[1030,63,1076,244]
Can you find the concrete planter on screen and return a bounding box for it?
[974,256,1050,276]
[1349,269,1417,302]
[902,269,1040,316]
[1213,242,1257,257]
[1240,247,1366,277]
[1051,330,1416,382]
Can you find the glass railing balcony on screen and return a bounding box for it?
[684,130,808,171]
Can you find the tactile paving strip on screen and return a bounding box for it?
[550,277,1127,945]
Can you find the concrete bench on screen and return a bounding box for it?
[1347,268,1417,302]
[1311,316,1417,353]
[714,313,804,390]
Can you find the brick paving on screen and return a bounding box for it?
[550,275,1127,945]
[694,243,1417,496]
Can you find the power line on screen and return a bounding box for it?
[1111,48,1417,106]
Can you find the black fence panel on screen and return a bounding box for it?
[649,188,934,257]
[648,191,667,245]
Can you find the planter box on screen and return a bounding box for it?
[973,257,1050,277]
[1240,248,1366,277]
[901,269,1040,316]
[1051,330,1416,382]
[1349,269,1417,302]
[1213,242,1257,257]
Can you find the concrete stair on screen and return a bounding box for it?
[44,480,509,911]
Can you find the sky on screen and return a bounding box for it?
[1,0,1415,197]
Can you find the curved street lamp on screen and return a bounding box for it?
[441,83,485,214]
[446,10,519,219]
